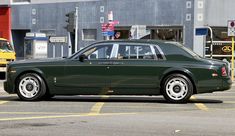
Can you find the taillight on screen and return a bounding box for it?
[221,66,227,77]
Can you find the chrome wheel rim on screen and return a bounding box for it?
[19,76,40,98]
[166,77,188,100]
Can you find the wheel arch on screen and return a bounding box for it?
[160,69,197,94]
[14,69,49,94]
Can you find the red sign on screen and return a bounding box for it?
[101,23,115,32]
[109,20,119,25]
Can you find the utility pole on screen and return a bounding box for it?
[75,7,79,52]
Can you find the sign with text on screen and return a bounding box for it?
[49,36,67,43]
[195,28,208,36]
[228,20,235,36]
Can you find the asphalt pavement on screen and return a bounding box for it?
[0,81,235,136]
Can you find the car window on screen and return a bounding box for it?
[117,44,156,60]
[82,45,113,60]
[153,46,164,60]
[0,40,14,51]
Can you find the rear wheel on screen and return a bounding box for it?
[162,74,193,103]
[16,73,46,101]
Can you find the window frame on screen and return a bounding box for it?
[70,42,166,61]
[112,43,166,61]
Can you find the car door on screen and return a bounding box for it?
[108,43,166,95]
[56,43,114,95]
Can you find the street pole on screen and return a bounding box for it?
[67,32,72,56]
[232,36,234,81]
[205,26,213,59]
[75,7,79,52]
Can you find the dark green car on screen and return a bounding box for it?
[4,40,232,103]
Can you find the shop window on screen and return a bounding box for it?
[82,29,97,41]
[150,28,183,42]
[205,27,232,60]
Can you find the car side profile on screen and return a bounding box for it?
[4,40,232,103]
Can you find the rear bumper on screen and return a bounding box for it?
[222,77,232,90]
[197,77,232,93]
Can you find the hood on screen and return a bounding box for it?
[10,58,65,65]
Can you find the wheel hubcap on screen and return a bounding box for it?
[166,77,188,100]
[173,85,181,93]
[19,76,40,98]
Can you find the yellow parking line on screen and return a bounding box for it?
[0,101,9,105]
[0,113,136,122]
[190,96,209,111]
[89,95,109,114]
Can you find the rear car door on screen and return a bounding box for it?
[108,43,166,95]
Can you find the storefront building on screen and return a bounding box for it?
[0,0,234,61]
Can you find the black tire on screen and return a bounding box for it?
[16,73,46,101]
[162,74,193,103]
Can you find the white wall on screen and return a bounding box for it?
[30,0,99,4]
[205,0,235,26]
[0,0,10,5]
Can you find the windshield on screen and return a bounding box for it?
[0,40,14,51]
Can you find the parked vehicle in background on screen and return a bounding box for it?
[4,40,232,103]
[0,38,16,80]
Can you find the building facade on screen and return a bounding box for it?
[0,0,234,60]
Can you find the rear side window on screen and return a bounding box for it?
[117,44,156,60]
[153,46,164,60]
[160,43,193,60]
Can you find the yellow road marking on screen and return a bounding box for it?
[89,95,109,114]
[0,113,136,122]
[190,96,209,111]
[0,112,82,115]
[0,101,9,105]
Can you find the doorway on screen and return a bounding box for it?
[12,30,30,60]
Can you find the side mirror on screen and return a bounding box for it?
[79,54,86,62]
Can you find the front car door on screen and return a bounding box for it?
[55,43,114,95]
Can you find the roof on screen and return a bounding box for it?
[92,39,182,48]
[93,39,167,44]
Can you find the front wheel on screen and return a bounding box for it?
[162,74,193,103]
[16,73,46,101]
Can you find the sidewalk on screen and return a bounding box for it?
[0,82,7,95]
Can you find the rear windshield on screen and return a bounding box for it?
[0,40,14,51]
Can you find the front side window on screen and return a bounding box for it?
[82,45,113,60]
[117,44,155,59]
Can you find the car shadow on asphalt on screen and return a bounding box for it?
[46,96,223,104]
[0,96,223,104]
[189,99,223,104]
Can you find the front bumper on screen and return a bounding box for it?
[3,81,15,94]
